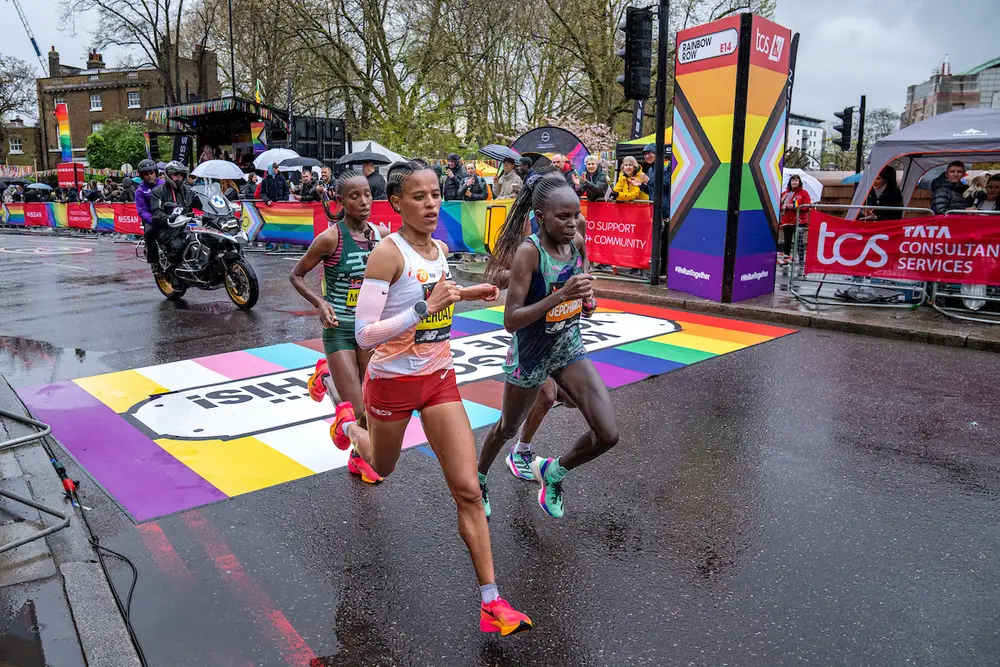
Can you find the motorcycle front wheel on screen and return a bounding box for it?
[225,257,259,310]
[155,271,187,300]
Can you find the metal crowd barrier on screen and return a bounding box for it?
[930,209,1000,324]
[786,203,934,309]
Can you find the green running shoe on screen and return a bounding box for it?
[479,472,491,519]
[529,457,564,519]
[505,447,534,480]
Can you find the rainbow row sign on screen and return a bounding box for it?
[16,301,794,522]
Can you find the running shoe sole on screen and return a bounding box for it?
[347,450,382,484]
[307,359,329,402]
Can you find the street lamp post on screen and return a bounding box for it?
[228,0,237,98]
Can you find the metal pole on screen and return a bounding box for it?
[783,33,800,156]
[855,94,866,176]
[227,0,237,98]
[649,0,669,286]
[630,99,645,140]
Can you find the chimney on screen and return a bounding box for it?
[943,53,950,76]
[86,51,106,70]
[48,47,60,77]
[9,117,24,128]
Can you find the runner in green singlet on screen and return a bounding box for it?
[290,170,391,483]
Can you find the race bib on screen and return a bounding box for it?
[345,277,363,308]
[545,283,582,334]
[415,282,453,343]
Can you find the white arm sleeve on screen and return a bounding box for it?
[354,279,422,350]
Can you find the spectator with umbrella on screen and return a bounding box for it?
[494,157,522,198]
[240,172,259,199]
[260,163,290,205]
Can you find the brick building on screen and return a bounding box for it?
[35,46,219,169]
[901,56,991,127]
[1,117,41,169]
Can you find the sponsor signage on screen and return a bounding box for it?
[126,312,679,441]
[804,210,1000,284]
[678,28,738,65]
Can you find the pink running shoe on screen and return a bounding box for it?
[479,597,532,636]
[307,359,329,402]
[346,448,382,484]
[329,402,356,451]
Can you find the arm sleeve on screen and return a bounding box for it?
[354,279,423,350]
[136,192,152,224]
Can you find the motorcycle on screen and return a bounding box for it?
[137,184,260,310]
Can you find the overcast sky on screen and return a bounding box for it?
[3,0,998,128]
[775,0,998,124]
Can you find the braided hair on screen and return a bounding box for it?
[485,166,574,283]
[386,159,434,212]
[328,169,377,245]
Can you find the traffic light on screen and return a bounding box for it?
[616,7,653,100]
[832,106,854,151]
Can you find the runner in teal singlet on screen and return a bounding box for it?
[478,176,618,518]
[290,170,390,483]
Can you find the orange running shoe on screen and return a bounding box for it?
[347,448,382,484]
[307,359,330,402]
[329,401,356,451]
[479,597,532,636]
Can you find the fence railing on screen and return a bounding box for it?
[929,209,1000,324]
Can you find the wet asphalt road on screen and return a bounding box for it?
[1,230,999,667]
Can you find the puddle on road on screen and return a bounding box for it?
[0,336,111,387]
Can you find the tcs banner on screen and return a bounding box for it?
[584,202,653,269]
[804,210,1000,285]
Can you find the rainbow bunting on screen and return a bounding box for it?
[55,103,72,162]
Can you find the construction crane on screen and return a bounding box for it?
[8,0,47,75]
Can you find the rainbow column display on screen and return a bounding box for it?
[668,13,791,303]
[55,103,73,163]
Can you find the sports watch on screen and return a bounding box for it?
[413,300,429,318]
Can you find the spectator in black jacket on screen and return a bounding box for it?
[363,162,387,200]
[550,153,581,194]
[580,155,609,201]
[260,163,290,205]
[442,153,468,200]
[639,143,657,195]
[240,172,259,199]
[862,165,904,220]
[931,161,971,214]
[295,168,322,202]
[461,162,487,201]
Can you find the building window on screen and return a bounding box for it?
[91,122,103,134]
[53,95,65,107]
[127,70,139,78]
[8,138,22,154]
[127,91,141,109]
[89,94,102,111]
[89,74,100,82]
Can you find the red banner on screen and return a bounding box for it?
[57,162,84,188]
[113,204,142,235]
[66,203,93,229]
[804,210,1000,285]
[23,203,51,227]
[584,202,653,269]
[316,201,403,238]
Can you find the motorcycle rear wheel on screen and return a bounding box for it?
[155,271,187,300]
[225,258,259,310]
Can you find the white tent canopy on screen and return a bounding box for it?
[349,140,408,166]
[849,108,1000,218]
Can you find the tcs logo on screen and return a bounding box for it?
[815,221,889,268]
[755,29,785,63]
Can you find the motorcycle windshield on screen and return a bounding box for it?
[193,183,237,216]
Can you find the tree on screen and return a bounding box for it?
[86,120,149,168]
[60,0,211,105]
[0,55,37,142]
[784,147,814,170]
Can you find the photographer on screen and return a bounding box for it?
[442,153,468,200]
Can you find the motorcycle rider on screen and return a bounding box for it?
[149,161,197,273]
[136,159,164,267]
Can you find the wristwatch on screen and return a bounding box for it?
[413,300,429,318]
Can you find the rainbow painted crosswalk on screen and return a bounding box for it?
[16,302,794,521]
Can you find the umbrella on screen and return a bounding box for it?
[782,168,822,202]
[192,160,246,180]
[841,172,862,185]
[478,144,520,163]
[253,148,299,170]
[337,150,391,165]
[279,156,324,169]
[27,183,53,191]
[132,177,142,184]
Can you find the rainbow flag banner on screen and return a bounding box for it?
[52,203,69,228]
[251,202,323,245]
[250,121,266,155]
[14,301,794,521]
[55,103,72,162]
[94,204,116,232]
[436,201,495,254]
[3,203,25,225]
